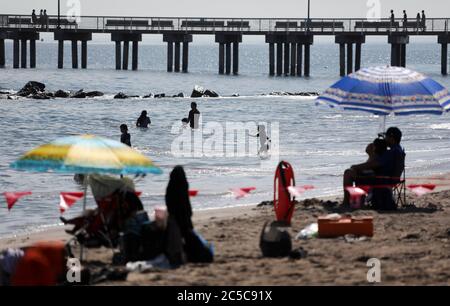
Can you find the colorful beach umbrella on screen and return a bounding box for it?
[316,66,450,116]
[10,134,162,175]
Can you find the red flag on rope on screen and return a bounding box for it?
[407,184,436,196]
[287,185,315,197]
[3,192,32,210]
[189,190,199,197]
[230,187,256,199]
[59,192,84,213]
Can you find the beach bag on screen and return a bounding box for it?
[184,230,214,263]
[371,188,397,211]
[260,221,292,258]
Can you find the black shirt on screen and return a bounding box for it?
[188,109,200,129]
[121,133,131,147]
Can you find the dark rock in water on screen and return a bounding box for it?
[54,90,70,98]
[232,94,240,97]
[190,86,204,98]
[191,85,220,98]
[143,93,153,98]
[86,91,104,97]
[32,93,50,99]
[172,92,184,98]
[154,93,166,98]
[203,89,219,97]
[114,92,128,99]
[17,81,46,97]
[71,90,87,99]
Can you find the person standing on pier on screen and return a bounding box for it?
[43,10,49,30]
[403,10,408,31]
[39,10,44,29]
[31,10,37,26]
[421,10,426,31]
[390,10,395,29]
[416,13,421,31]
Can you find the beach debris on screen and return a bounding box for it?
[126,254,172,272]
[86,91,104,97]
[287,185,315,197]
[407,184,436,196]
[344,234,369,243]
[59,192,85,213]
[230,187,256,199]
[191,85,220,98]
[90,267,128,284]
[70,89,87,98]
[400,232,420,240]
[289,247,308,259]
[3,191,32,210]
[295,223,319,240]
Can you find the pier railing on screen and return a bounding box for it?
[0,15,449,34]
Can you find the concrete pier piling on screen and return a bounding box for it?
[215,33,242,75]
[438,34,450,75]
[111,33,142,71]
[7,31,39,69]
[163,33,193,73]
[335,34,365,76]
[266,34,313,77]
[55,31,92,69]
[388,34,409,67]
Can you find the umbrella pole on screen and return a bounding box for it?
[79,174,88,262]
[379,115,387,134]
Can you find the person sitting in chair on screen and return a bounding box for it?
[343,127,405,209]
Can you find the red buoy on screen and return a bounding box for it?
[274,161,296,225]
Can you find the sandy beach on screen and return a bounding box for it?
[1,188,449,286]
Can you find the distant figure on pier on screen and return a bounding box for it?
[39,10,44,29]
[187,102,200,129]
[390,10,395,25]
[43,10,49,30]
[403,10,408,31]
[31,10,37,26]
[136,110,151,128]
[120,124,131,147]
[421,10,426,31]
[416,13,421,31]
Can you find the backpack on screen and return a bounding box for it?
[259,221,292,258]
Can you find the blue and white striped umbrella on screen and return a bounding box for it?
[316,66,450,116]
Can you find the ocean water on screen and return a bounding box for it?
[1,39,450,237]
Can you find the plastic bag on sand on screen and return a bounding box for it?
[296,223,318,240]
[126,254,172,273]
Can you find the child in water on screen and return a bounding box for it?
[251,125,271,155]
[120,124,131,147]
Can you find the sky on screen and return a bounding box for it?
[2,0,450,18]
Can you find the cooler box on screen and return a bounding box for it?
[318,216,373,238]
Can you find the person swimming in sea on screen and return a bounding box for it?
[187,102,200,129]
[136,110,151,128]
[251,125,271,155]
[120,124,131,147]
